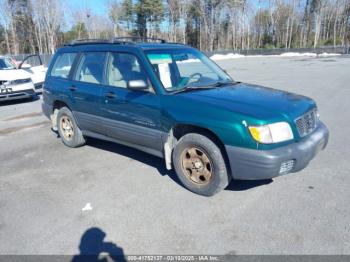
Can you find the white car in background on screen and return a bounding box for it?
[0,55,47,102]
[18,54,48,92]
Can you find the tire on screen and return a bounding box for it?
[56,107,85,148]
[172,133,231,196]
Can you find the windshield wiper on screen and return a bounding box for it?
[172,80,236,94]
[212,80,237,87]
[172,86,216,94]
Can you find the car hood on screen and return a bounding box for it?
[0,69,31,81]
[177,82,316,121]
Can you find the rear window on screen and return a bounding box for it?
[50,53,77,78]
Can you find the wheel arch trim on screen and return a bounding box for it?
[163,123,231,174]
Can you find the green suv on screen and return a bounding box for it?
[42,38,329,196]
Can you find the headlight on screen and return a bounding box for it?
[248,122,294,144]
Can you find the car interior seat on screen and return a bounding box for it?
[108,60,127,88]
[81,63,102,84]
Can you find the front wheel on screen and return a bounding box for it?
[172,133,231,196]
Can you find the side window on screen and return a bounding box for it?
[50,53,77,78]
[74,52,106,84]
[106,53,148,89]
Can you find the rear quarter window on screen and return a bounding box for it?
[50,53,77,79]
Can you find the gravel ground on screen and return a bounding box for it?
[0,56,349,256]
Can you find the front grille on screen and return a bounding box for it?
[295,108,318,137]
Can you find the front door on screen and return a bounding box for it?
[100,52,163,153]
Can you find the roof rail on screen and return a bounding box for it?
[65,37,167,46]
[166,42,187,46]
[113,37,167,43]
[65,39,114,46]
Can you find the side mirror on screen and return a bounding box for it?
[127,80,149,91]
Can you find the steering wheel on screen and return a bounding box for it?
[187,73,203,84]
[178,73,203,89]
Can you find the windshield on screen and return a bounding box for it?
[145,49,233,92]
[0,57,16,70]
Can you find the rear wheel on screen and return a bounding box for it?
[173,133,231,196]
[57,107,85,148]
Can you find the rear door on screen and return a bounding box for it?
[70,52,107,134]
[100,52,163,153]
[44,52,78,110]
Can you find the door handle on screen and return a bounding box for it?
[69,85,77,91]
[105,92,117,99]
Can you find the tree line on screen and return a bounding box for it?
[0,0,349,54]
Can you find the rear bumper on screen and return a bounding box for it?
[225,122,329,180]
[0,89,36,101]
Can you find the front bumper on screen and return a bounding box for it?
[0,89,36,102]
[225,122,329,180]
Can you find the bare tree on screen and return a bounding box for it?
[167,0,180,42]
[31,0,64,53]
[108,0,123,37]
[0,0,12,54]
[0,0,349,54]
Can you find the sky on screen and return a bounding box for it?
[69,0,109,15]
